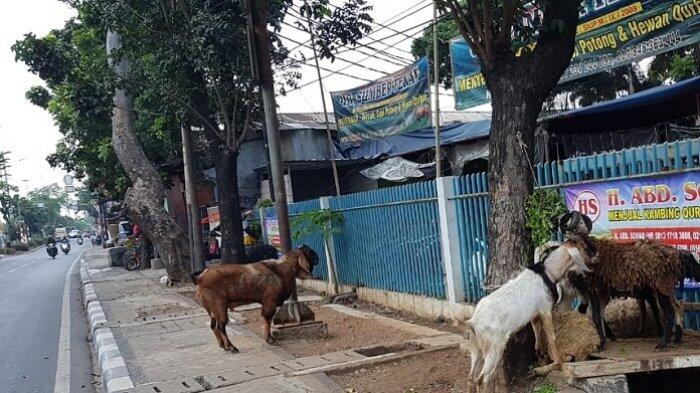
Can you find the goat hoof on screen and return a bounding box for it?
[229,346,239,354]
[654,344,668,352]
[266,336,276,344]
[533,366,552,376]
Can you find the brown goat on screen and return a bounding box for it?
[568,237,684,349]
[192,248,314,352]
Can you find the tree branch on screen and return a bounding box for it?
[497,0,515,45]
[442,0,491,69]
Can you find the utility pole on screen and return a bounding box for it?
[307,19,341,196]
[246,0,292,253]
[627,64,636,94]
[432,0,442,177]
[181,123,205,271]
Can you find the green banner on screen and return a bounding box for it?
[451,0,700,109]
[331,57,431,145]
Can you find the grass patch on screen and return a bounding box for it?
[533,381,558,393]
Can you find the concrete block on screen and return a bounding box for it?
[108,247,127,267]
[575,374,630,393]
[150,258,165,269]
[271,321,328,341]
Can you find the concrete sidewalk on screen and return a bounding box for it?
[80,247,340,393]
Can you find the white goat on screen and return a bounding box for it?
[465,240,593,392]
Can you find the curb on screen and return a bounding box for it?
[80,259,135,392]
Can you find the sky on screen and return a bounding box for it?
[275,0,463,113]
[0,0,473,197]
[0,0,76,195]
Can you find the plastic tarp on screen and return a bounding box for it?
[360,157,434,182]
[334,119,491,160]
[544,76,700,135]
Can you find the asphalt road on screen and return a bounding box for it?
[0,243,94,393]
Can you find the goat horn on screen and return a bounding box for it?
[568,211,581,231]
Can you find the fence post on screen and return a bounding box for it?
[319,197,340,295]
[436,176,465,303]
[259,208,269,244]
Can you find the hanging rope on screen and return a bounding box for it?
[516,131,539,187]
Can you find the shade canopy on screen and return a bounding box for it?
[334,120,491,160]
[543,76,700,135]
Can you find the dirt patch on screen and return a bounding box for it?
[134,302,196,318]
[178,289,199,305]
[330,348,469,393]
[327,295,465,336]
[239,304,422,358]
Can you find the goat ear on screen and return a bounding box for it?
[558,212,572,233]
[297,250,311,275]
[581,214,593,233]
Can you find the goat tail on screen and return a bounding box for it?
[464,320,475,340]
[191,270,205,285]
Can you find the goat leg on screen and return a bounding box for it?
[531,317,542,356]
[210,317,224,348]
[262,305,276,344]
[648,295,663,335]
[217,321,239,353]
[655,294,675,350]
[673,299,684,344]
[591,297,606,349]
[637,298,647,334]
[533,312,562,376]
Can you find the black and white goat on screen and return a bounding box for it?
[465,236,594,392]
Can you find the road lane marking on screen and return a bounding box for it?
[53,250,86,393]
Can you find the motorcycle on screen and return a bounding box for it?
[60,242,70,255]
[77,237,84,245]
[46,243,58,259]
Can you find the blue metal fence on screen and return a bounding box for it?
[452,173,489,303]
[453,137,700,328]
[262,199,329,281]
[328,181,445,298]
[261,137,700,328]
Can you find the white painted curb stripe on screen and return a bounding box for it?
[79,259,136,392]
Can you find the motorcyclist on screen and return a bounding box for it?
[46,236,55,245]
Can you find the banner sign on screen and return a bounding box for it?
[263,209,281,250]
[450,38,490,110]
[450,0,700,108]
[331,56,431,145]
[564,171,700,288]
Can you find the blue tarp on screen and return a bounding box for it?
[545,76,700,134]
[334,120,491,160]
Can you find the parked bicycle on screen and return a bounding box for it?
[122,236,141,271]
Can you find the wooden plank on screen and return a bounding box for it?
[680,301,700,312]
[562,354,700,380]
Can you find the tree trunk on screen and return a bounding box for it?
[140,232,152,269]
[477,3,582,391]
[482,72,541,392]
[211,147,246,263]
[107,31,189,282]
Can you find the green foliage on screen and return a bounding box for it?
[255,199,274,209]
[410,18,458,88]
[668,53,697,81]
[25,85,52,108]
[525,189,567,247]
[533,381,558,393]
[291,209,343,241]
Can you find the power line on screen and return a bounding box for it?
[283,0,430,58]
[284,7,416,65]
[279,20,410,69]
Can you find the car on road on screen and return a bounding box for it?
[69,229,81,238]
